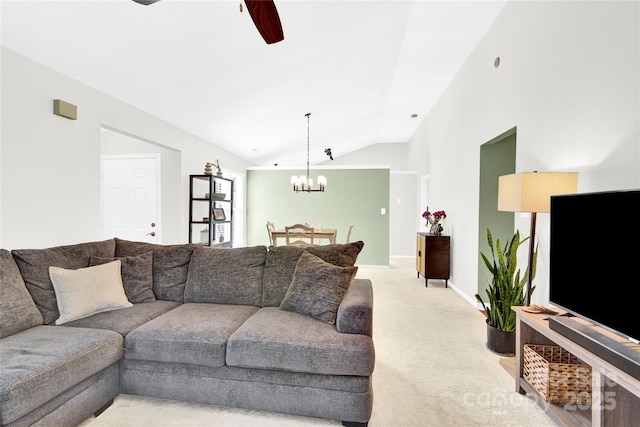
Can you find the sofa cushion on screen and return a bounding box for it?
[0,325,122,425]
[261,245,305,307]
[280,252,357,325]
[227,307,374,377]
[89,251,156,303]
[184,246,267,306]
[261,241,364,307]
[125,303,259,368]
[11,239,116,324]
[0,249,43,338]
[63,300,181,337]
[114,238,193,302]
[49,261,133,325]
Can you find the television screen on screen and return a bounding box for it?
[549,189,640,342]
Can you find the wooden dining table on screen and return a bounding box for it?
[270,229,337,246]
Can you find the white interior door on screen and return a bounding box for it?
[102,155,160,243]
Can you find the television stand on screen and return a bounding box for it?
[549,316,640,381]
[513,307,640,426]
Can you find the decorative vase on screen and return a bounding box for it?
[429,222,443,235]
[486,320,516,356]
[204,162,213,175]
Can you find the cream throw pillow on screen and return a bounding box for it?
[49,260,132,325]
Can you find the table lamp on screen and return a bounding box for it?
[497,171,578,306]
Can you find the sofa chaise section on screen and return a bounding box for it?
[1,247,123,427]
[0,326,122,427]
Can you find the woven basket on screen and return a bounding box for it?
[523,344,592,405]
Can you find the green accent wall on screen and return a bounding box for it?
[477,128,516,299]
[246,168,389,266]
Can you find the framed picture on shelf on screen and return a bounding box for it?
[212,208,226,221]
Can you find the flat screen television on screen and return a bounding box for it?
[549,188,640,342]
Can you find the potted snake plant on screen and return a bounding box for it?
[475,229,537,355]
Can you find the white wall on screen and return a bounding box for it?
[0,46,250,249]
[408,1,639,306]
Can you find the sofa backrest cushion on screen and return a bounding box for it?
[0,249,43,338]
[184,245,267,306]
[114,238,193,302]
[89,251,156,303]
[11,239,116,324]
[261,241,364,307]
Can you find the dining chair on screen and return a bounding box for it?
[304,220,322,230]
[345,224,354,243]
[266,221,276,246]
[285,223,315,246]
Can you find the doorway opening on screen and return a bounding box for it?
[100,126,182,244]
[477,127,517,300]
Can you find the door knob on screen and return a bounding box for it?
[146,231,156,237]
[151,223,156,227]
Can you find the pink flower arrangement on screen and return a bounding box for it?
[422,210,446,224]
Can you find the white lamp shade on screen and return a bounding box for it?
[498,172,578,213]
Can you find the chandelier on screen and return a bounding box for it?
[291,113,326,192]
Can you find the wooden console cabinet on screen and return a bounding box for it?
[415,233,450,287]
[513,307,640,426]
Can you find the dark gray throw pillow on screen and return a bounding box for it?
[261,241,364,307]
[305,241,365,267]
[1,249,43,338]
[279,251,358,325]
[89,251,155,303]
[114,238,194,302]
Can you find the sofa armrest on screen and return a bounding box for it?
[336,278,373,336]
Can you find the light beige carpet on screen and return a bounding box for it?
[80,258,555,427]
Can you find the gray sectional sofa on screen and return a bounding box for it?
[0,238,374,427]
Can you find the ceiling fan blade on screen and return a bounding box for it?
[244,0,284,44]
[132,0,161,5]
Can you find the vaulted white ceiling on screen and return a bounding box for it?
[1,0,507,166]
